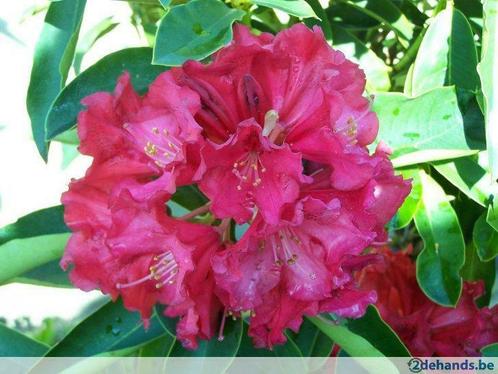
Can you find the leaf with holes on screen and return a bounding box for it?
[373,87,481,167]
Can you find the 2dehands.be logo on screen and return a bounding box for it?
[407,358,495,373]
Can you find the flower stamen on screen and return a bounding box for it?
[116,250,178,290]
[271,228,301,266]
[123,122,184,167]
[232,152,266,190]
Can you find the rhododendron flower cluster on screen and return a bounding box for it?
[358,246,498,356]
[61,24,410,349]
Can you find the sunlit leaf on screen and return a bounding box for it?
[308,316,400,373]
[411,5,479,96]
[153,0,244,66]
[252,0,318,19]
[414,170,465,306]
[373,87,480,167]
[473,214,498,261]
[433,152,498,232]
[330,24,391,92]
[477,0,498,181]
[392,168,421,229]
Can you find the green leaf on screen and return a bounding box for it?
[0,206,68,245]
[308,316,399,374]
[303,0,332,40]
[171,185,209,211]
[168,318,243,359]
[154,305,178,337]
[161,318,245,373]
[330,24,391,92]
[433,153,498,232]
[460,243,496,307]
[0,233,70,284]
[308,316,380,357]
[0,206,70,284]
[237,322,304,358]
[373,87,479,167]
[45,299,165,357]
[411,5,479,96]
[478,0,498,181]
[26,0,86,160]
[73,17,119,74]
[252,0,318,19]
[392,168,421,229]
[139,334,176,357]
[339,0,414,48]
[53,128,79,145]
[491,259,498,307]
[345,306,411,357]
[159,0,172,8]
[473,214,498,261]
[45,47,165,141]
[482,343,498,357]
[0,323,49,357]
[414,170,465,306]
[153,0,244,66]
[13,260,72,288]
[288,318,333,357]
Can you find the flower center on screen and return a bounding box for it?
[267,228,301,266]
[124,123,183,168]
[116,251,178,290]
[334,116,358,144]
[232,151,266,190]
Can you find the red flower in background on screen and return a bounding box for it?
[61,23,410,350]
[358,247,498,356]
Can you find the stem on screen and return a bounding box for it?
[178,202,211,220]
[217,218,232,242]
[393,27,426,72]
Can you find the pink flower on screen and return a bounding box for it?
[62,186,223,349]
[172,23,386,225]
[62,22,411,351]
[62,72,223,349]
[358,247,498,356]
[212,196,379,348]
[200,119,310,224]
[77,71,204,203]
